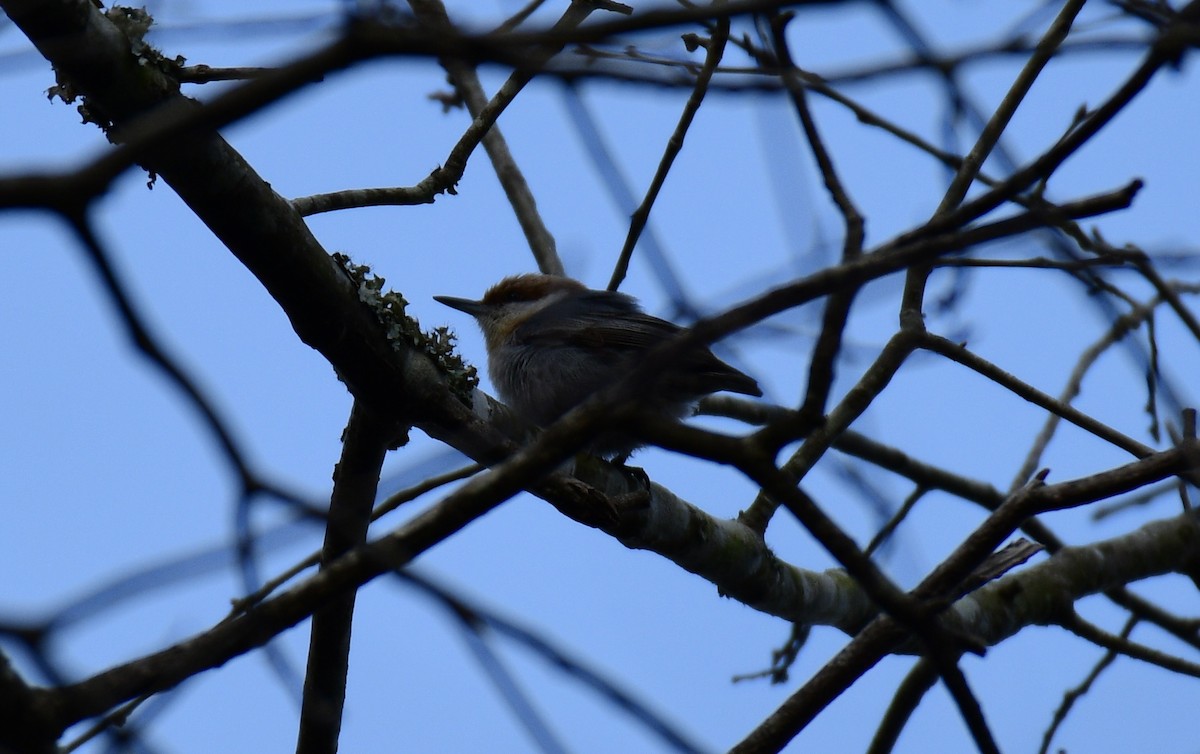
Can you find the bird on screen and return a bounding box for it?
[435,273,761,457]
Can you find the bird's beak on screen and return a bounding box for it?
[433,295,488,318]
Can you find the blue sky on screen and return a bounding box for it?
[2,1,1199,752]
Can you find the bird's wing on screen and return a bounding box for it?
[516,290,681,350]
[517,291,762,397]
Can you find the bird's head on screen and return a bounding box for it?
[434,274,587,352]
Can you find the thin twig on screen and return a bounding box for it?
[937,0,1088,213]
[1061,613,1200,678]
[1038,616,1136,754]
[1011,292,1166,490]
[920,332,1156,461]
[764,12,865,425]
[296,403,391,754]
[607,13,730,291]
[228,462,481,617]
[740,331,918,533]
[866,659,938,754]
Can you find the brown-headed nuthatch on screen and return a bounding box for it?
[435,274,762,456]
